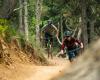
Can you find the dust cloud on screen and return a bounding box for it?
[53,39,100,80]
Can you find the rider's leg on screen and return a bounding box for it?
[68,51,75,62]
[47,48,50,58]
[48,49,52,59]
[74,45,81,57]
[47,48,53,59]
[74,48,80,57]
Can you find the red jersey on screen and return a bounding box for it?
[61,37,81,50]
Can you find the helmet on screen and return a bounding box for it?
[64,31,72,37]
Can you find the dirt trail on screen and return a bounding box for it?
[27,57,71,80]
[0,57,71,80]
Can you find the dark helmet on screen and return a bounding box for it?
[64,31,72,37]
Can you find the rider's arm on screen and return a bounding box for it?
[75,39,84,49]
[80,42,84,48]
[60,43,65,54]
[60,39,66,54]
[61,42,65,50]
[61,38,66,50]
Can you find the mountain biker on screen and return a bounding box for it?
[44,32,53,59]
[44,20,53,59]
[61,31,83,62]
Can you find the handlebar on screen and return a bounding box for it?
[68,47,80,53]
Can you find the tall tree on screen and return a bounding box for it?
[80,0,88,48]
[19,0,24,35]
[24,0,29,41]
[18,0,29,41]
[86,0,100,42]
[90,20,96,42]
[35,0,43,43]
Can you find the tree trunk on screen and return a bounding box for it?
[60,16,63,42]
[90,20,96,42]
[19,0,24,36]
[24,0,29,41]
[81,0,88,49]
[35,0,42,44]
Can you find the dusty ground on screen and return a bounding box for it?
[0,57,71,80]
[0,37,71,80]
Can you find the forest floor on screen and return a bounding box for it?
[0,57,71,80]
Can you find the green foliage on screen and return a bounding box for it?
[0,19,8,34]
[0,19,17,42]
[42,0,61,22]
[0,19,8,24]
[29,17,36,33]
[0,25,8,34]
[0,0,3,7]
[4,26,17,43]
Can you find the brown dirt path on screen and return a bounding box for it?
[27,57,71,80]
[0,57,71,80]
